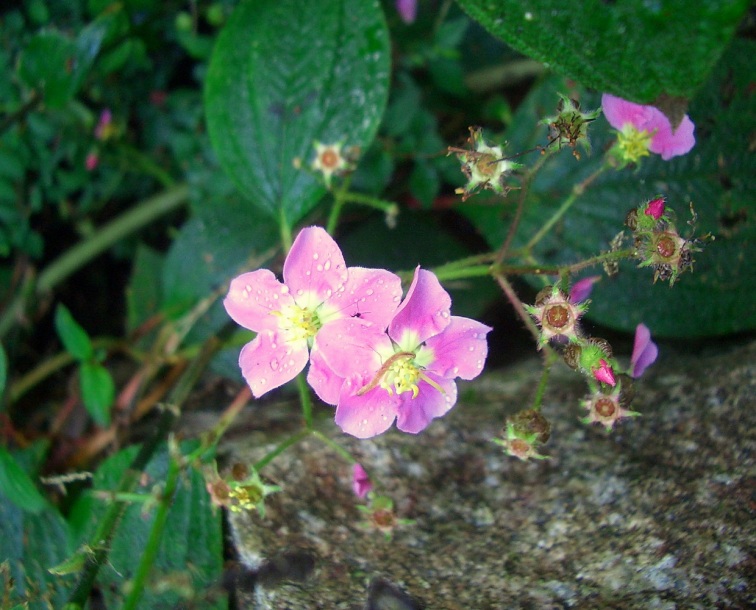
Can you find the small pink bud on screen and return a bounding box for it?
[645,197,666,220]
[85,152,99,171]
[352,463,373,499]
[396,0,417,24]
[569,275,601,304]
[593,359,616,386]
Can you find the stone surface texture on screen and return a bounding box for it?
[215,339,755,609]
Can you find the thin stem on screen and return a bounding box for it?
[297,373,313,429]
[121,448,182,610]
[530,350,558,412]
[279,209,292,252]
[432,264,494,283]
[311,430,356,465]
[494,274,542,345]
[0,184,189,339]
[253,428,312,472]
[525,163,609,252]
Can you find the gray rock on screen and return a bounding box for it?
[217,339,756,609]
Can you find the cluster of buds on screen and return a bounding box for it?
[204,462,281,517]
[493,408,551,461]
[625,196,702,286]
[540,93,601,159]
[448,127,522,200]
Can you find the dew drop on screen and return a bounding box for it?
[297,289,304,296]
[362,419,368,425]
[313,253,319,260]
[324,260,331,271]
[281,286,290,294]
[271,342,277,349]
[260,377,267,385]
[468,346,475,352]
[270,360,279,370]
[366,289,374,296]
[316,264,323,272]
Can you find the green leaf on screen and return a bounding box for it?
[0,447,48,514]
[79,362,114,427]
[456,0,749,104]
[54,304,93,361]
[68,443,225,609]
[0,498,73,607]
[17,13,113,108]
[460,40,756,337]
[205,0,390,226]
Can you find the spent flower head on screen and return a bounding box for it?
[540,93,601,159]
[449,127,522,200]
[581,383,640,431]
[311,141,354,188]
[525,285,588,348]
[602,94,695,165]
[493,409,551,461]
[357,494,414,540]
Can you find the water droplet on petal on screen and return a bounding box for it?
[316,264,323,272]
[366,289,374,296]
[313,253,319,260]
[324,260,331,271]
[468,346,475,351]
[270,360,279,370]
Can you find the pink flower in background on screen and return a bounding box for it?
[396,0,417,24]
[630,323,658,378]
[318,267,491,439]
[224,226,402,397]
[569,275,601,304]
[602,94,695,160]
[352,463,373,499]
[94,109,112,140]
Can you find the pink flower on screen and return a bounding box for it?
[396,0,417,24]
[352,463,372,499]
[569,275,601,304]
[593,358,616,386]
[644,197,666,220]
[94,109,113,141]
[224,227,402,397]
[602,94,695,161]
[630,323,658,378]
[318,268,491,439]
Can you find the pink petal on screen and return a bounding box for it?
[389,267,451,346]
[224,269,293,333]
[335,376,400,439]
[283,227,347,309]
[648,114,695,160]
[396,0,417,23]
[327,267,403,329]
[395,374,457,434]
[570,275,601,304]
[423,317,491,380]
[631,323,658,378]
[306,348,344,405]
[352,463,373,499]
[602,94,656,132]
[644,197,666,220]
[313,318,390,379]
[593,359,616,386]
[238,331,309,397]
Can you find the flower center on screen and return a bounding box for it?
[475,152,499,177]
[274,304,321,342]
[594,397,617,419]
[509,438,532,458]
[617,125,652,164]
[320,148,340,169]
[357,350,445,399]
[544,303,571,330]
[655,233,678,259]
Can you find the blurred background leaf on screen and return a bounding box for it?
[205,0,391,226]
[456,0,750,104]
